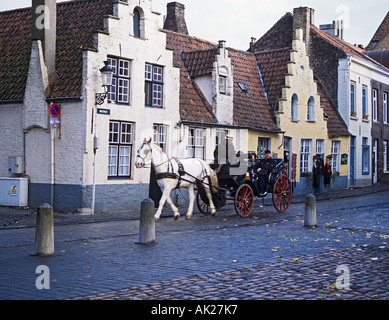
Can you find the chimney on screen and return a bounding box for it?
[163,2,189,35]
[293,7,314,51]
[249,37,257,49]
[32,0,56,76]
[319,20,344,39]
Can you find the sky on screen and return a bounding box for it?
[0,0,388,51]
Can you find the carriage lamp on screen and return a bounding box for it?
[95,61,114,105]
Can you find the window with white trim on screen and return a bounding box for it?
[350,82,356,115]
[145,64,164,108]
[316,139,325,160]
[362,137,370,175]
[331,141,341,173]
[108,121,133,178]
[384,92,388,124]
[362,86,368,117]
[384,141,388,172]
[300,139,312,173]
[291,94,299,121]
[307,96,315,121]
[188,128,205,160]
[153,124,168,153]
[373,89,378,122]
[219,76,227,94]
[107,57,131,105]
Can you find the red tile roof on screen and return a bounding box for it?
[255,49,290,111]
[165,30,218,124]
[229,49,280,131]
[0,0,113,101]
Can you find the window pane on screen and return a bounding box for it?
[121,123,132,144]
[119,146,130,176]
[153,66,163,82]
[153,84,163,107]
[118,79,129,103]
[108,146,118,176]
[145,82,152,106]
[119,60,130,77]
[109,122,120,143]
[145,64,152,80]
[108,78,117,103]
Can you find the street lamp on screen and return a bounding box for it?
[95,60,114,105]
[92,61,114,215]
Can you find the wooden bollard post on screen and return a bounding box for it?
[34,203,54,256]
[137,198,156,245]
[304,193,317,228]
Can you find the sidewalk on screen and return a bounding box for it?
[1,183,389,229]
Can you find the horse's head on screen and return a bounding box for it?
[135,138,152,168]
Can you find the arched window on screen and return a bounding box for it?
[133,8,141,38]
[307,96,315,121]
[291,94,299,121]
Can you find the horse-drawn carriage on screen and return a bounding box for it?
[196,159,292,217]
[136,139,292,221]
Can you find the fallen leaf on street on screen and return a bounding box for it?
[291,258,300,261]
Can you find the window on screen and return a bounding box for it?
[291,94,299,121]
[219,76,227,94]
[373,89,378,122]
[258,138,271,158]
[153,124,168,153]
[188,128,205,159]
[107,57,130,105]
[300,139,312,173]
[238,83,248,91]
[133,8,141,38]
[108,121,133,178]
[145,64,163,108]
[350,82,356,115]
[362,137,370,175]
[384,141,388,172]
[316,139,325,160]
[362,86,368,117]
[331,141,341,173]
[384,92,388,124]
[307,96,315,121]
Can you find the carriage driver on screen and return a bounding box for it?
[253,150,276,196]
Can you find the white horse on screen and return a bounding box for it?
[135,139,218,221]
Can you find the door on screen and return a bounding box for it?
[350,136,355,186]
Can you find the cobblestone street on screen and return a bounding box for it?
[76,245,388,300]
[0,188,388,301]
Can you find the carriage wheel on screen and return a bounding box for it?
[272,175,292,213]
[196,191,212,216]
[234,184,254,218]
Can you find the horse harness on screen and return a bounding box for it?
[155,158,210,189]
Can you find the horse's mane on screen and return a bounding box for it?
[150,143,164,154]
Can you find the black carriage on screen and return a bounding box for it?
[196,159,292,217]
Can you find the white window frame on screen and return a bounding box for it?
[188,128,205,160]
[316,139,325,160]
[108,121,133,178]
[384,141,388,172]
[219,76,227,94]
[307,96,315,122]
[145,64,164,108]
[300,139,312,173]
[331,140,341,173]
[107,57,131,105]
[153,124,168,153]
[373,89,378,122]
[384,92,388,124]
[291,94,299,122]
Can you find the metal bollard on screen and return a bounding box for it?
[137,198,156,245]
[304,193,317,228]
[34,203,54,256]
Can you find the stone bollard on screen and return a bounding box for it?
[137,198,156,245]
[34,203,54,256]
[304,193,317,228]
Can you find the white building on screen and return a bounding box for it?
[0,0,181,213]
